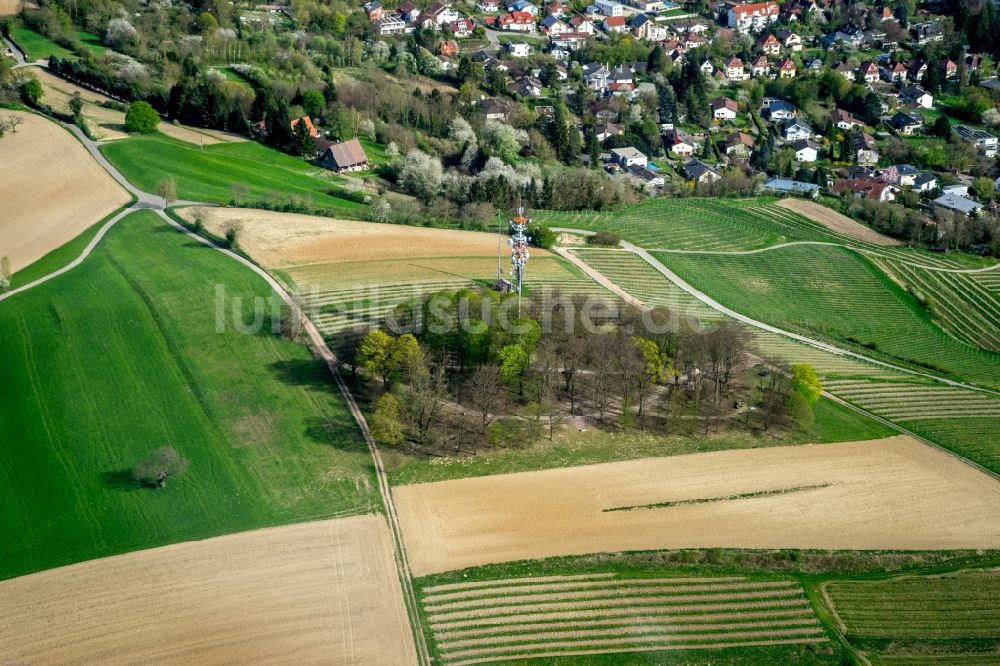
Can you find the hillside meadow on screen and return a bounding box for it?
[0,210,377,580]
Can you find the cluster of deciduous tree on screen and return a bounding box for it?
[340,289,816,454]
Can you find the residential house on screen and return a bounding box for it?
[498,11,535,30]
[725,1,779,32]
[450,18,475,36]
[700,59,715,76]
[881,61,907,83]
[911,21,942,45]
[290,115,319,137]
[591,98,619,121]
[397,0,420,22]
[364,1,384,20]
[750,55,770,78]
[887,111,922,135]
[942,184,969,197]
[439,39,459,57]
[478,0,500,10]
[932,194,983,216]
[321,138,369,173]
[834,62,856,82]
[881,164,919,187]
[777,29,802,51]
[595,121,623,142]
[376,16,408,34]
[832,108,862,131]
[834,23,864,47]
[595,0,625,16]
[629,14,665,41]
[480,97,510,121]
[510,75,542,97]
[664,127,697,157]
[611,146,647,168]
[790,139,818,162]
[510,0,538,13]
[540,15,567,33]
[724,131,754,158]
[423,2,460,26]
[757,33,781,56]
[955,125,999,157]
[940,58,958,80]
[833,178,898,202]
[712,97,739,121]
[628,0,663,10]
[568,15,595,33]
[858,61,879,84]
[764,178,820,197]
[777,58,796,78]
[674,18,709,34]
[683,159,721,183]
[627,164,666,188]
[724,56,748,81]
[899,84,933,109]
[603,15,627,33]
[907,59,927,83]
[506,40,531,57]
[781,117,813,141]
[852,132,879,166]
[913,172,937,193]
[436,55,454,70]
[582,62,611,91]
[761,97,796,121]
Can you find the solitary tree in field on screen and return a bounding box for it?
[132,447,189,489]
[21,78,42,106]
[69,92,84,119]
[230,182,250,206]
[156,177,177,207]
[125,101,160,134]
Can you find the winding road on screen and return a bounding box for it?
[0,113,431,665]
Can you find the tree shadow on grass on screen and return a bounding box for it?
[101,469,141,492]
[305,417,370,454]
[267,358,338,392]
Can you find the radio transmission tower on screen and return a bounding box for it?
[508,206,530,305]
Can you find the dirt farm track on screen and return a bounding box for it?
[0,515,417,665]
[395,436,1000,575]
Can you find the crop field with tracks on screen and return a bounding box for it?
[825,570,1000,664]
[418,573,829,665]
[0,211,375,580]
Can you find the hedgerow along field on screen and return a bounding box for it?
[417,572,831,665]
[0,210,377,580]
[654,245,1000,389]
[100,133,367,217]
[825,570,1000,664]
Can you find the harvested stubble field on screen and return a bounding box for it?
[0,110,129,273]
[825,570,1000,664]
[419,573,827,665]
[776,198,900,246]
[394,436,1000,576]
[184,208,610,334]
[0,515,417,665]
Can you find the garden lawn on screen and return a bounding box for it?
[0,210,377,580]
[9,26,73,60]
[100,133,368,217]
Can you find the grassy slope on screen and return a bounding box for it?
[100,133,367,217]
[386,396,893,485]
[0,210,376,580]
[655,245,1000,390]
[9,26,74,60]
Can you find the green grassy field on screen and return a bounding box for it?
[654,245,1000,389]
[100,133,368,217]
[826,570,1000,664]
[9,26,74,60]
[386,397,893,486]
[0,210,377,580]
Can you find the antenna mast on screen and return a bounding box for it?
[509,205,530,316]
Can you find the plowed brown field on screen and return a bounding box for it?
[776,198,900,246]
[395,436,1000,575]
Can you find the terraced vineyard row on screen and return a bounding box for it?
[419,573,828,665]
[826,570,1000,664]
[536,199,835,252]
[286,255,612,335]
[824,379,1000,473]
[655,246,1000,390]
[871,257,1000,352]
[573,249,894,379]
